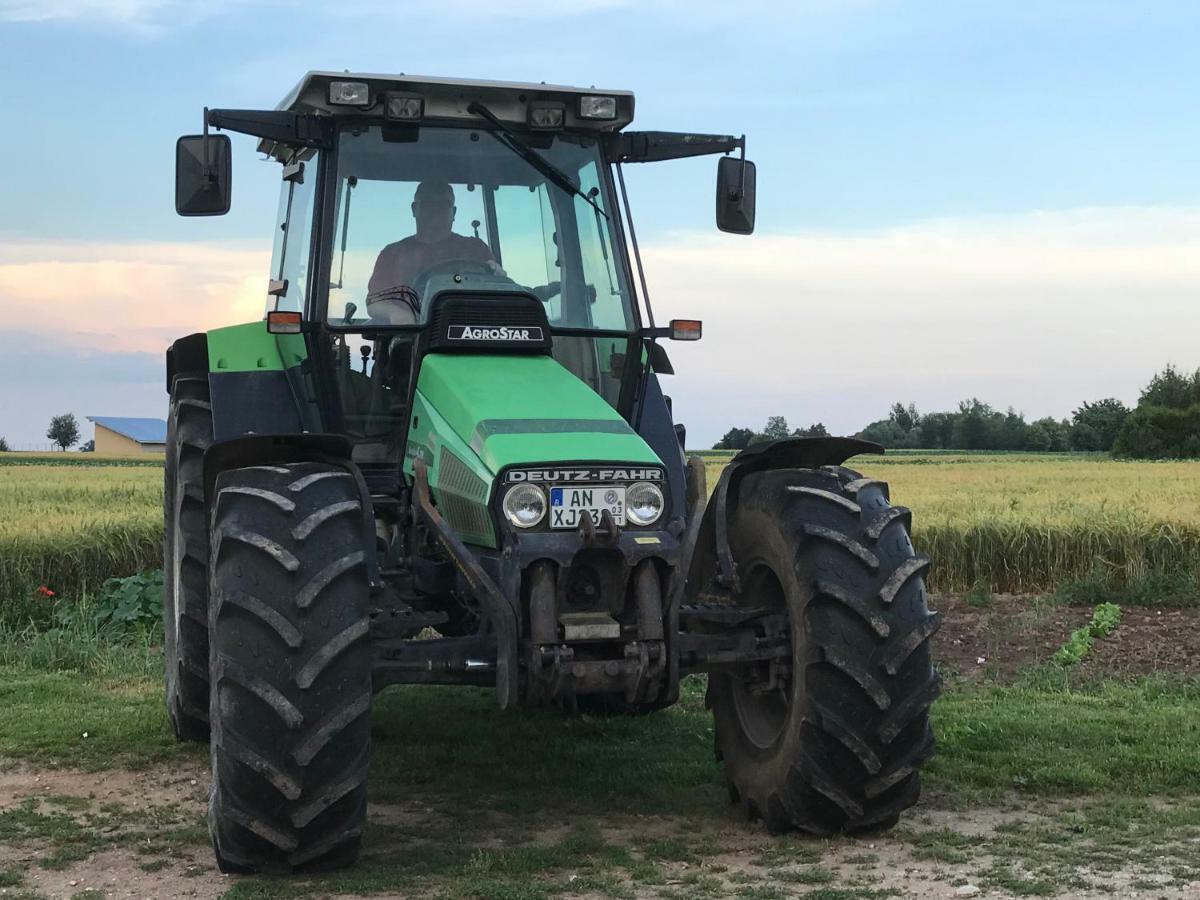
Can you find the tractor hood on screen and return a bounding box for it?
[413,354,660,473]
[404,353,662,547]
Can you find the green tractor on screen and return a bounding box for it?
[167,72,940,873]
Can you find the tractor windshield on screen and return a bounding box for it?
[328,126,634,334]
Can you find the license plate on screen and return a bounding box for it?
[549,486,626,528]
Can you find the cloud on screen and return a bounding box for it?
[3,205,1199,448]
[0,0,242,33]
[641,206,1200,444]
[0,239,269,354]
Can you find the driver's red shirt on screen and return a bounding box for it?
[368,233,494,294]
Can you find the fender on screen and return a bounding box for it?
[661,437,883,702]
[202,433,381,591]
[165,333,209,393]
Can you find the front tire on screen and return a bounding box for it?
[207,462,373,873]
[708,465,941,834]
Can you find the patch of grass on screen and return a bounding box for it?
[0,867,24,886]
[964,579,992,608]
[983,862,1058,896]
[0,666,197,768]
[0,793,205,875]
[898,827,983,864]
[929,675,1200,802]
[777,865,836,884]
[1055,565,1200,607]
[0,611,162,678]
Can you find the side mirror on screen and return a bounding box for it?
[716,155,756,234]
[175,134,231,216]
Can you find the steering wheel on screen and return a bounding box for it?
[411,258,502,298]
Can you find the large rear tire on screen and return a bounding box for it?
[708,465,940,834]
[163,375,213,743]
[207,462,373,873]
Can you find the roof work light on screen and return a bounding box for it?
[385,92,424,120]
[528,102,565,130]
[578,95,617,120]
[328,81,370,106]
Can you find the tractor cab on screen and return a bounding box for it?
[176,72,754,481]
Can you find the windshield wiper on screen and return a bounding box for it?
[467,101,608,220]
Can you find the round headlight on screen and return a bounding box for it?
[502,484,547,528]
[626,482,664,526]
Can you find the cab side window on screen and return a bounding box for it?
[267,154,318,315]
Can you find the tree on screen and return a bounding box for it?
[1025,422,1051,451]
[858,419,906,448]
[1114,367,1200,459]
[1114,404,1200,459]
[998,407,1029,451]
[793,423,829,438]
[952,399,995,450]
[47,413,79,451]
[889,402,920,434]
[0,436,8,452]
[1139,365,1199,411]
[1072,398,1130,451]
[714,427,755,450]
[918,412,954,449]
[762,416,790,440]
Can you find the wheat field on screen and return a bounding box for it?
[702,451,1200,593]
[3,451,1199,623]
[0,458,162,623]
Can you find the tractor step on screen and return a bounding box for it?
[559,612,621,641]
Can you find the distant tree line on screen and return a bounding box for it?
[855,399,1129,452]
[714,367,1200,459]
[714,416,830,450]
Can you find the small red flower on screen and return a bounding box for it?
[35,585,55,598]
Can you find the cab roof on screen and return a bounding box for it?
[277,71,636,131]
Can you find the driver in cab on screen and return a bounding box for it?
[366,181,498,323]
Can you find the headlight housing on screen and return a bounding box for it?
[626,482,664,526]
[502,484,547,528]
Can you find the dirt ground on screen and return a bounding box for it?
[1,758,1197,900]
[933,593,1200,681]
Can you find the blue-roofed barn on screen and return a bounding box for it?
[87,416,168,455]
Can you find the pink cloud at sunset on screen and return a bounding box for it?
[0,240,270,354]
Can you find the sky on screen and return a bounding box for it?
[3,1,1200,448]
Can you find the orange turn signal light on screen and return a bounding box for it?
[669,319,702,341]
[267,311,303,334]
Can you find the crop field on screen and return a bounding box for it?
[5,451,1200,624]
[701,450,1200,595]
[0,455,162,625]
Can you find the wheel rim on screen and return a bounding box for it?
[730,562,792,751]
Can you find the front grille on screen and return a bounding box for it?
[437,448,495,545]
